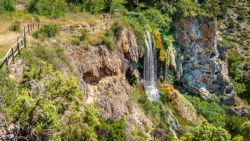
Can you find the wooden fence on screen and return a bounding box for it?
[0,23,39,69]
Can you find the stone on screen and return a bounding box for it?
[174,18,234,98]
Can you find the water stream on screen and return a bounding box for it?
[144,31,178,138]
[144,31,160,101]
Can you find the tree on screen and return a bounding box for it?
[126,0,139,10]
[240,121,250,140]
[180,123,231,141]
[28,0,67,18]
[104,0,113,12]
[0,0,15,12]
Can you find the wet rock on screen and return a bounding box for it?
[159,84,202,125]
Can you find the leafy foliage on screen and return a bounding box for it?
[96,118,126,141]
[9,21,21,32]
[184,95,227,127]
[240,121,250,140]
[0,0,14,12]
[225,116,249,138]
[142,9,171,34]
[227,50,250,103]
[28,0,67,18]
[180,123,231,141]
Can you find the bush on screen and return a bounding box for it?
[180,123,231,141]
[240,121,250,140]
[96,118,126,141]
[143,9,172,34]
[184,95,227,127]
[9,21,21,32]
[0,0,15,12]
[33,24,59,38]
[22,44,68,70]
[101,36,113,51]
[80,28,89,41]
[225,116,248,137]
[28,0,66,18]
[5,59,105,140]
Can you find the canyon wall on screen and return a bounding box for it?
[174,18,234,100]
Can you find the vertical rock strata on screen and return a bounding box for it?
[174,18,234,99]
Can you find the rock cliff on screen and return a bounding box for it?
[174,18,234,100]
[63,28,141,121]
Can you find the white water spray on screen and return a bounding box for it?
[144,31,160,101]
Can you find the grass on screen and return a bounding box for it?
[0,44,10,58]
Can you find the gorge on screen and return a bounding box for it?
[0,0,249,141]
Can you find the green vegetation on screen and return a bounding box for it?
[228,50,250,103]
[28,0,67,18]
[0,0,15,12]
[9,20,21,32]
[184,95,227,127]
[3,58,126,140]
[129,85,179,139]
[96,118,126,141]
[180,123,231,141]
[225,116,248,138]
[0,0,249,140]
[33,24,59,38]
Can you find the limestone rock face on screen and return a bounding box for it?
[174,18,234,99]
[64,28,139,120]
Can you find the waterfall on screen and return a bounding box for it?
[167,114,179,139]
[144,31,160,101]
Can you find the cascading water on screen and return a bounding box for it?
[144,31,160,101]
[144,31,179,138]
[167,113,179,139]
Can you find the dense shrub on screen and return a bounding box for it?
[0,0,15,12]
[184,95,227,127]
[28,0,67,18]
[180,123,231,141]
[22,44,67,70]
[103,0,113,12]
[143,9,171,34]
[225,116,248,137]
[84,0,104,13]
[240,121,250,140]
[80,28,90,41]
[9,21,21,32]
[33,24,59,38]
[96,118,126,141]
[228,50,250,103]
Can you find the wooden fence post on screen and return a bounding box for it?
[17,37,20,56]
[33,23,35,30]
[28,24,30,33]
[11,48,14,63]
[23,29,26,48]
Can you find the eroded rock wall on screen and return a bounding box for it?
[174,18,234,99]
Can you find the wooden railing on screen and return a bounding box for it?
[0,23,39,69]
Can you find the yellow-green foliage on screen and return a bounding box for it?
[164,35,175,62]
[5,60,100,140]
[152,29,167,62]
[180,123,231,141]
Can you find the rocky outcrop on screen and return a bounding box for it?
[64,28,139,120]
[174,18,234,99]
[159,84,201,125]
